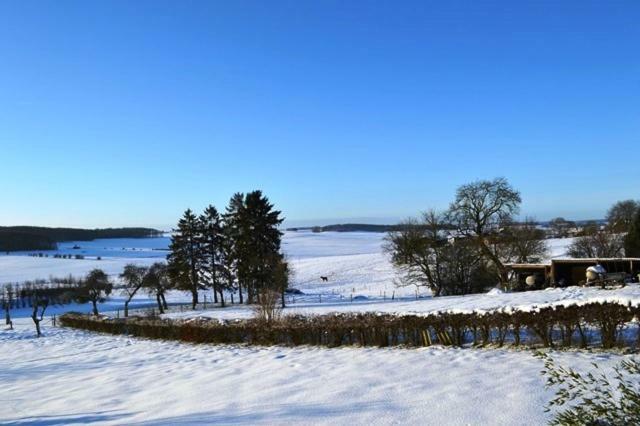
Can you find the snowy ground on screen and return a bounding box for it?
[1,315,630,425]
[0,231,575,292]
[163,284,640,322]
[2,231,609,425]
[0,255,159,284]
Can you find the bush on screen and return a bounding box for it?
[538,351,640,425]
[253,290,282,324]
[61,301,640,350]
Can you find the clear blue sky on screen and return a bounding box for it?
[1,1,638,229]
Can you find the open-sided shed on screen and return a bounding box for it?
[506,263,550,287]
[550,258,640,286]
[507,258,640,287]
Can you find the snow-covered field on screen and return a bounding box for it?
[164,284,640,323]
[0,231,575,289]
[3,231,624,425]
[1,315,628,425]
[0,255,159,284]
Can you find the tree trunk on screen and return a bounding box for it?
[190,255,199,310]
[281,289,286,309]
[478,240,508,285]
[219,289,225,307]
[92,300,99,316]
[247,284,254,304]
[124,300,130,317]
[161,292,168,309]
[238,282,244,304]
[212,268,218,304]
[191,290,198,310]
[31,306,41,338]
[156,294,164,314]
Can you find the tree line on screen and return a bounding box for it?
[0,226,163,252]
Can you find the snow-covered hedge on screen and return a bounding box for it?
[60,301,640,350]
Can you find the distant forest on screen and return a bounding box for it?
[287,223,455,233]
[0,227,163,252]
[288,219,607,234]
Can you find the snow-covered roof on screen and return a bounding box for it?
[506,263,548,269]
[507,258,640,268]
[552,257,640,263]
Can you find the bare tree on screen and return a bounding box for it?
[143,262,171,314]
[384,212,448,296]
[548,217,576,238]
[568,229,624,258]
[76,269,113,316]
[447,177,522,286]
[120,264,148,317]
[385,211,496,296]
[502,218,548,263]
[31,287,48,337]
[2,284,14,330]
[253,289,282,323]
[606,200,640,233]
[438,239,495,295]
[274,256,292,308]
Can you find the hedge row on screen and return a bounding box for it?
[60,301,640,349]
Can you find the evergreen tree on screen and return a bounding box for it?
[167,209,203,309]
[223,193,248,304]
[217,224,236,307]
[243,190,285,303]
[199,205,225,305]
[625,209,640,257]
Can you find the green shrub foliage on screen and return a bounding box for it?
[538,351,640,425]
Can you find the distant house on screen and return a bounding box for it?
[507,258,640,287]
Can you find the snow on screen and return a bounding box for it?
[0,232,575,289]
[1,316,628,425]
[587,264,607,274]
[0,255,159,283]
[546,237,574,259]
[160,284,640,323]
[1,231,634,425]
[283,231,385,258]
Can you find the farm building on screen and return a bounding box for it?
[507,258,640,287]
